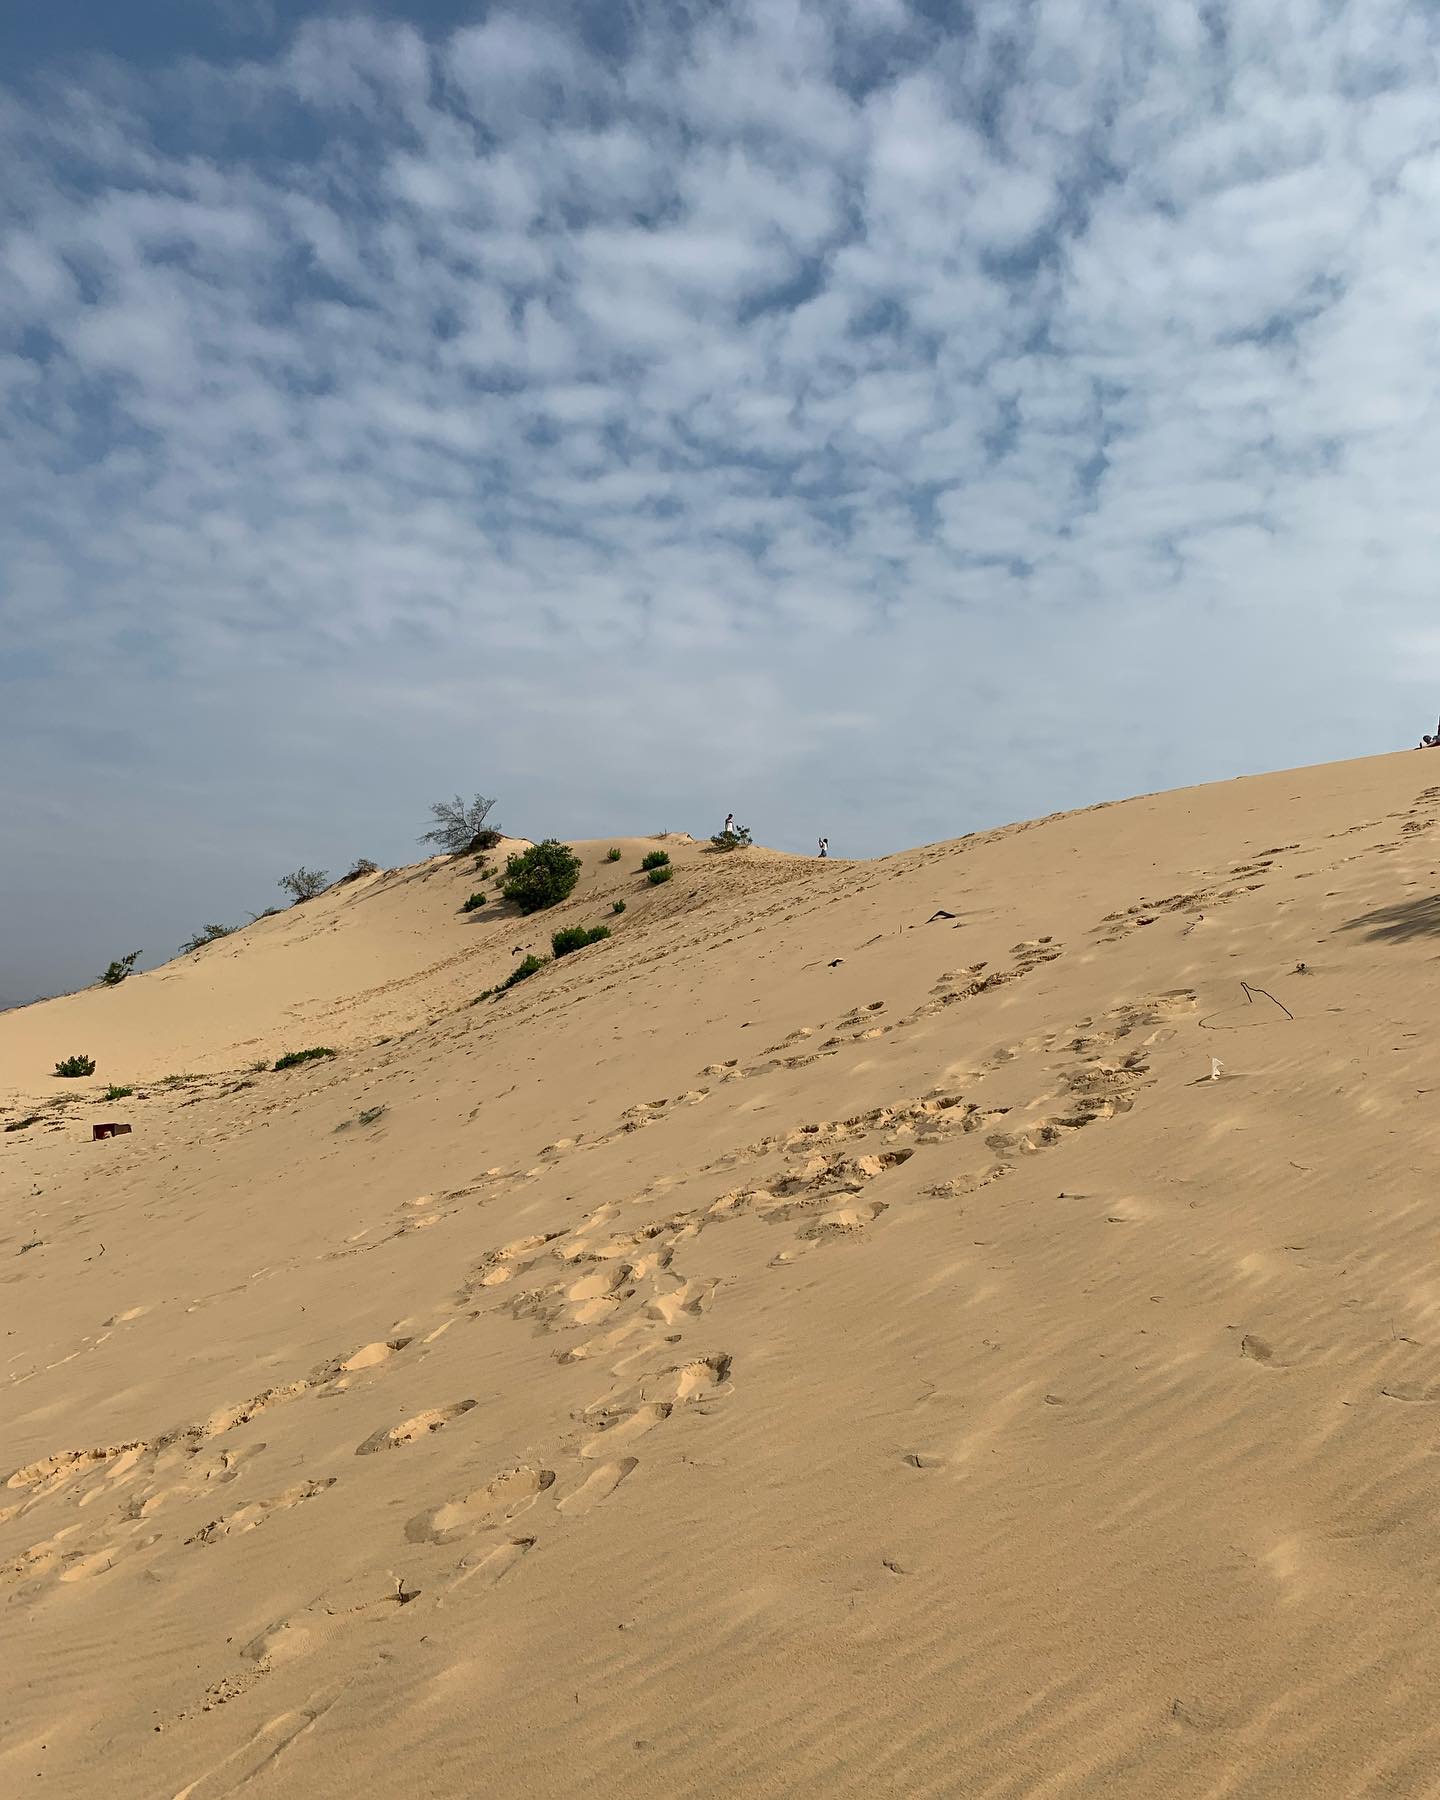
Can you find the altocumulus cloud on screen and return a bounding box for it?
[4,0,1440,998]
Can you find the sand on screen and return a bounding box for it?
[5,755,1440,1798]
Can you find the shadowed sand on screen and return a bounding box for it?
[6,756,1440,1797]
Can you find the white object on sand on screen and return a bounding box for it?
[1210,1057,1224,1081]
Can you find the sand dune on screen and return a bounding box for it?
[6,754,1440,1797]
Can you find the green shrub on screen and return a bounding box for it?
[606,847,622,862]
[497,954,548,992]
[55,1055,96,1078]
[612,899,626,915]
[340,858,380,882]
[502,840,582,914]
[102,1084,133,1101]
[647,865,674,885]
[641,849,671,871]
[709,826,753,852]
[461,892,487,913]
[279,867,329,903]
[551,924,611,958]
[273,1046,336,1071]
[100,951,141,986]
[179,924,234,954]
[420,794,500,855]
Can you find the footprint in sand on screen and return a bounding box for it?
[354,1399,477,1455]
[405,1465,555,1544]
[579,1403,671,1458]
[442,1535,535,1599]
[557,1458,638,1517]
[186,1478,337,1545]
[1239,1334,1286,1367]
[340,1337,412,1373]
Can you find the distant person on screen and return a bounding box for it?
[1422,718,1440,748]
[818,837,829,858]
[724,813,736,835]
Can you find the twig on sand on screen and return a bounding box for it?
[1240,980,1294,1021]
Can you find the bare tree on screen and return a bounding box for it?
[279,867,329,904]
[419,794,500,855]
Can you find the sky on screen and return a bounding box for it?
[4,0,1440,1005]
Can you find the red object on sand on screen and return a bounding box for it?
[93,1122,132,1141]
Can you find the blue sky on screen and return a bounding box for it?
[4,0,1440,1004]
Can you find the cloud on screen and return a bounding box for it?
[3,0,1440,999]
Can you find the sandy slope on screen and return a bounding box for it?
[4,754,1440,1799]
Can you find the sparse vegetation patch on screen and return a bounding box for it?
[100,952,141,986]
[461,892,487,913]
[273,1046,336,1071]
[641,850,671,871]
[55,1055,96,1078]
[647,866,674,885]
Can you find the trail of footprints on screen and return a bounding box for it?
[3,974,1192,1741]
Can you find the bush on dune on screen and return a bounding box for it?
[279,867,329,904]
[551,924,610,958]
[100,951,142,986]
[497,954,548,993]
[502,840,582,914]
[55,1054,96,1078]
[179,924,235,954]
[420,794,500,855]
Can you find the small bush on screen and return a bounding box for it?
[612,899,626,915]
[337,1105,386,1132]
[551,924,611,958]
[647,865,674,885]
[279,867,329,904]
[248,906,283,922]
[472,989,494,1004]
[55,1055,96,1078]
[420,794,499,855]
[502,840,582,914]
[249,1058,269,1073]
[606,847,622,862]
[341,858,380,882]
[710,826,753,852]
[641,850,671,871]
[179,924,235,954]
[497,953,548,992]
[273,1046,336,1071]
[100,951,142,987]
[461,892,487,913]
[103,1084,133,1100]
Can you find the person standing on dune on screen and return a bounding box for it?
[724,813,736,836]
[818,837,829,858]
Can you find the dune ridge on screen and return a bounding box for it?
[5,752,1440,1798]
